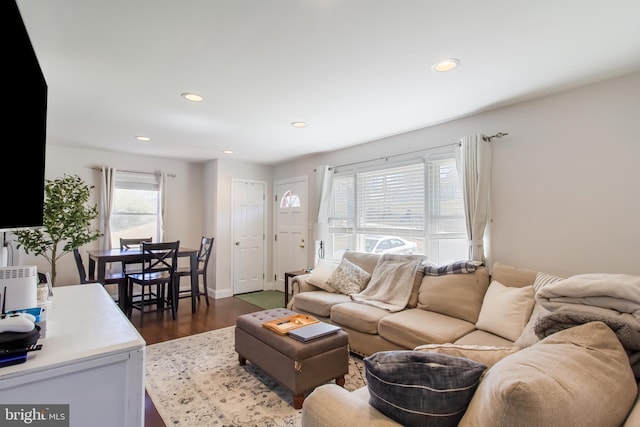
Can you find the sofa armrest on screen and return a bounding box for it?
[291,274,320,294]
[286,274,321,310]
[301,385,399,427]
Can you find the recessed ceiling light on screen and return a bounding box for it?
[135,136,151,142]
[223,150,234,155]
[291,121,307,128]
[181,92,203,102]
[431,58,460,72]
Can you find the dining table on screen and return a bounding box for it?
[87,246,200,313]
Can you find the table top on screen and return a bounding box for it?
[87,246,197,260]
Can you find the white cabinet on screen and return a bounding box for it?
[0,284,146,427]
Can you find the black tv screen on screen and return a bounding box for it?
[2,0,47,231]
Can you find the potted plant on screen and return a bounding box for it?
[15,174,102,286]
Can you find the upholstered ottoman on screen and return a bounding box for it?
[235,308,349,409]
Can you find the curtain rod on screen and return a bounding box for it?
[90,166,176,177]
[483,132,509,141]
[328,131,508,171]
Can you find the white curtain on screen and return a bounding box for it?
[314,165,333,260]
[159,172,167,241]
[99,167,116,251]
[456,134,492,263]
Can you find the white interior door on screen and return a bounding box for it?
[232,179,266,294]
[275,176,308,293]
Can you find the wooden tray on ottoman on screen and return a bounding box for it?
[262,314,319,335]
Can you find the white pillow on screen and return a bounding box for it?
[475,280,535,341]
[305,259,339,292]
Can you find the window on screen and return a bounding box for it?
[329,149,467,265]
[109,171,161,247]
[280,190,301,208]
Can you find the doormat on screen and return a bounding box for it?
[235,290,286,310]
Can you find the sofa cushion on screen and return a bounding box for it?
[453,329,514,348]
[343,249,380,274]
[416,267,490,323]
[490,262,537,288]
[514,271,564,348]
[292,291,351,317]
[407,260,477,309]
[365,350,486,427]
[414,343,519,369]
[475,280,535,341]
[459,321,638,427]
[326,257,371,295]
[306,259,339,292]
[330,302,393,334]
[378,309,476,349]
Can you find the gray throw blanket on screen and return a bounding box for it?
[535,272,640,379]
[350,254,424,312]
[535,311,640,379]
[535,311,640,352]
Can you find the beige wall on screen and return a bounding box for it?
[274,71,640,277]
[11,146,204,286]
[16,71,640,289]
[204,158,273,298]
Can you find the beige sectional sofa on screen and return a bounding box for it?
[288,250,640,427]
[289,250,528,357]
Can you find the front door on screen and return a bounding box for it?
[232,179,266,294]
[274,176,308,293]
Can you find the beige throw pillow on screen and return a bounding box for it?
[459,322,638,427]
[475,280,535,341]
[305,259,339,292]
[326,258,371,295]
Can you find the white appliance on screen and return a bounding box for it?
[0,265,37,312]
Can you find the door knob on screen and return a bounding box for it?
[235,241,240,246]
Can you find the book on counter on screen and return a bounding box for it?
[288,322,341,343]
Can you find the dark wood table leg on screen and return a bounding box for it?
[190,253,198,313]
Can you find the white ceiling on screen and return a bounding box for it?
[16,0,640,165]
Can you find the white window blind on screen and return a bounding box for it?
[329,149,466,265]
[110,171,161,247]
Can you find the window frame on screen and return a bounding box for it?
[109,171,162,247]
[328,146,467,265]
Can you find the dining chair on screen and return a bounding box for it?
[73,247,125,302]
[174,236,214,310]
[119,237,152,274]
[125,240,180,326]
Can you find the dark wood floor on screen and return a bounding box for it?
[130,295,263,427]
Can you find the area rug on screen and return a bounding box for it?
[234,290,286,310]
[145,326,367,426]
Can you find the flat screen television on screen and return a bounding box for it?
[2,0,47,231]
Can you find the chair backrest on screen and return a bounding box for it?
[73,248,91,284]
[197,236,214,269]
[141,241,180,275]
[120,237,152,250]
